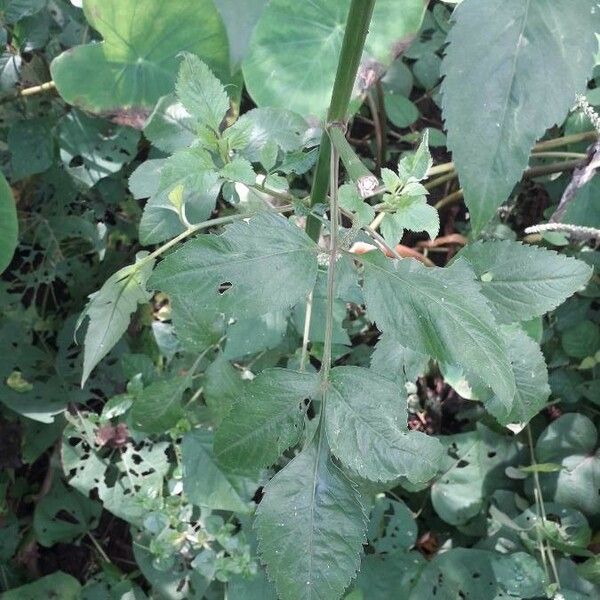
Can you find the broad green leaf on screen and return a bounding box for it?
[213,0,268,67]
[361,253,515,406]
[339,184,375,227]
[371,334,429,384]
[51,0,229,119]
[441,0,600,231]
[384,94,419,128]
[8,117,54,179]
[325,366,442,484]
[1,572,81,600]
[203,354,245,425]
[243,0,427,117]
[77,253,155,386]
[409,549,546,599]
[0,171,17,274]
[143,94,196,153]
[181,429,254,513]
[33,479,101,546]
[220,157,256,185]
[353,551,425,600]
[458,240,593,323]
[215,369,319,472]
[367,496,418,553]
[149,213,319,320]
[169,295,224,354]
[130,376,190,434]
[431,424,520,526]
[484,325,550,426]
[228,570,277,600]
[255,436,367,600]
[176,54,229,133]
[0,0,46,24]
[58,109,140,188]
[530,414,600,517]
[561,320,600,359]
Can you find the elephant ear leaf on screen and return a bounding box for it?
[50,0,229,123]
[0,172,17,274]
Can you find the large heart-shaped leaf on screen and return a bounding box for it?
[441,0,600,231]
[243,0,427,118]
[51,0,229,123]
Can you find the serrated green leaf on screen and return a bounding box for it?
[371,334,429,384]
[176,54,229,133]
[381,198,439,246]
[215,369,319,472]
[338,183,375,227]
[77,253,155,386]
[0,171,17,274]
[51,0,229,117]
[220,157,256,185]
[325,366,441,484]
[441,0,600,231]
[144,94,196,153]
[149,213,319,320]
[483,324,550,426]
[255,436,367,600]
[398,130,432,182]
[130,376,190,434]
[431,424,520,526]
[182,429,254,513]
[458,240,593,323]
[203,354,244,424]
[362,253,515,406]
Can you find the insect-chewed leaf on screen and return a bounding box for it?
[255,437,367,600]
[148,212,319,320]
[215,369,319,472]
[361,252,515,408]
[77,253,155,386]
[325,366,441,484]
[441,0,600,231]
[457,240,593,323]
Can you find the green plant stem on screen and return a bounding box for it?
[299,290,314,372]
[144,205,293,264]
[305,0,376,241]
[320,143,340,384]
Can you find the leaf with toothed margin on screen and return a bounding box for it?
[441,0,600,232]
[361,252,515,407]
[215,369,320,472]
[324,366,442,484]
[77,253,154,386]
[255,436,368,600]
[50,0,229,120]
[148,212,319,320]
[457,240,593,324]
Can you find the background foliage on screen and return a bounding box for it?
[0,1,599,599]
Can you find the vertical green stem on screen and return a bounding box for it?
[305,0,376,241]
[320,142,340,383]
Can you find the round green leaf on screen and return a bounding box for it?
[384,93,419,128]
[561,320,600,359]
[243,0,427,118]
[51,0,229,122]
[0,171,17,273]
